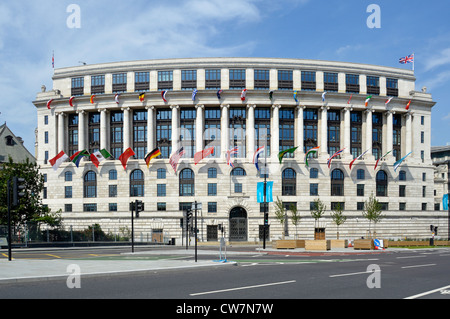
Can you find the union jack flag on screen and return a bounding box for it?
[226,147,238,168]
[399,54,414,64]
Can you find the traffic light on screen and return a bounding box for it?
[186,210,193,226]
[135,200,143,218]
[12,177,26,207]
[264,212,269,226]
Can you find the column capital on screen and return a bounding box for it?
[246,104,256,109]
[320,106,330,111]
[272,104,281,109]
[121,106,131,112]
[98,108,109,113]
[220,104,230,110]
[170,104,179,110]
[344,106,353,112]
[145,105,155,111]
[76,110,86,115]
[365,108,373,114]
[56,111,66,117]
[296,104,306,110]
[195,104,205,110]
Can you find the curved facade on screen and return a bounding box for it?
[33,57,444,241]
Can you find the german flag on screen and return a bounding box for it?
[145,148,161,167]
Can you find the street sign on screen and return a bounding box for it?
[192,202,202,210]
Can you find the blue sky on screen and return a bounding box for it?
[1,0,449,155]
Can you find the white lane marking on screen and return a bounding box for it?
[190,280,296,296]
[401,264,436,269]
[405,284,450,299]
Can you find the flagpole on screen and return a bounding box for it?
[412,52,415,72]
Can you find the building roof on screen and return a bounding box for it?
[0,123,35,164]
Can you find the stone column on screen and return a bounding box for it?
[296,105,305,156]
[271,104,280,161]
[220,104,229,158]
[405,112,412,155]
[146,106,155,151]
[171,105,180,152]
[365,109,373,159]
[100,109,108,152]
[196,104,204,153]
[385,110,394,161]
[77,110,86,151]
[320,106,328,158]
[57,112,66,153]
[123,107,131,152]
[343,107,351,158]
[247,104,255,159]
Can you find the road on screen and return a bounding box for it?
[0,246,449,301]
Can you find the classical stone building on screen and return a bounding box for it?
[33,57,446,242]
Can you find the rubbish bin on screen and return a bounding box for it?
[171,238,176,246]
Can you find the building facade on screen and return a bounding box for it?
[33,57,446,242]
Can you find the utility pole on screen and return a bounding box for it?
[7,179,12,261]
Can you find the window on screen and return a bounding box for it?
[68,114,78,157]
[280,108,295,158]
[156,109,172,158]
[45,132,48,144]
[65,186,72,199]
[399,203,406,211]
[133,110,147,159]
[109,169,117,180]
[399,170,406,181]
[422,173,426,182]
[180,169,195,196]
[229,69,246,90]
[255,108,271,157]
[112,73,127,93]
[84,204,97,212]
[157,203,166,211]
[109,185,117,198]
[205,108,221,157]
[304,109,318,154]
[422,203,427,211]
[357,202,365,211]
[376,170,388,197]
[157,184,166,197]
[180,108,196,158]
[208,168,217,178]
[310,168,319,179]
[301,71,316,91]
[205,69,221,90]
[421,131,425,144]
[357,169,365,180]
[324,72,338,92]
[71,77,84,96]
[65,204,72,213]
[208,202,217,213]
[254,70,270,90]
[65,171,73,182]
[229,108,246,158]
[84,171,97,198]
[357,184,364,197]
[399,185,406,197]
[130,169,144,197]
[234,183,243,193]
[109,203,118,212]
[158,71,173,91]
[110,111,124,159]
[372,112,383,160]
[386,78,398,97]
[135,72,149,92]
[282,168,296,196]
[367,76,380,95]
[91,75,105,94]
[327,110,340,155]
[157,168,167,179]
[278,70,293,90]
[181,70,197,90]
[346,74,359,93]
[88,113,100,154]
[208,183,217,196]
[44,115,48,125]
[331,169,344,196]
[422,186,426,198]
[310,183,318,196]
[231,167,247,176]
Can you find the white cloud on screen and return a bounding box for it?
[423,47,450,71]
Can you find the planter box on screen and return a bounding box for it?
[353,239,374,250]
[330,239,348,248]
[305,240,330,251]
[275,240,305,249]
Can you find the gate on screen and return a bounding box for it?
[229,207,247,241]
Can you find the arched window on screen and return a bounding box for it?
[231,167,247,176]
[376,170,388,197]
[282,168,296,196]
[130,169,144,197]
[331,169,344,196]
[84,171,97,198]
[180,168,194,196]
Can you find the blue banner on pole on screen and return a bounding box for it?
[257,182,274,203]
[443,194,449,211]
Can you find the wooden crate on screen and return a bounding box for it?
[353,239,374,250]
[275,240,305,249]
[330,239,348,248]
[305,240,330,251]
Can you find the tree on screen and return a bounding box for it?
[311,198,326,230]
[290,203,301,239]
[0,157,59,227]
[330,203,347,239]
[362,193,383,238]
[274,197,287,239]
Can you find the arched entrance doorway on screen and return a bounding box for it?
[229,207,247,242]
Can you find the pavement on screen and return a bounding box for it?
[0,245,395,284]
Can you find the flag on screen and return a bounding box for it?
[257,181,274,203]
[278,146,299,164]
[194,147,214,165]
[119,148,135,170]
[139,92,145,102]
[269,90,274,100]
[444,194,449,211]
[294,90,298,102]
[69,96,75,107]
[406,100,411,111]
[115,94,120,104]
[385,97,393,106]
[305,146,320,167]
[169,147,185,172]
[70,150,90,168]
[347,94,353,104]
[49,151,68,171]
[241,89,247,101]
[162,90,168,102]
[322,92,327,102]
[349,149,370,170]
[52,51,54,69]
[327,148,346,168]
[393,152,412,172]
[192,89,198,101]
[226,147,238,168]
[253,146,265,171]
[399,54,414,64]
[145,148,161,168]
[90,95,96,104]
[47,99,54,110]
[365,95,372,107]
[217,90,223,100]
[90,149,112,168]
[374,150,392,170]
